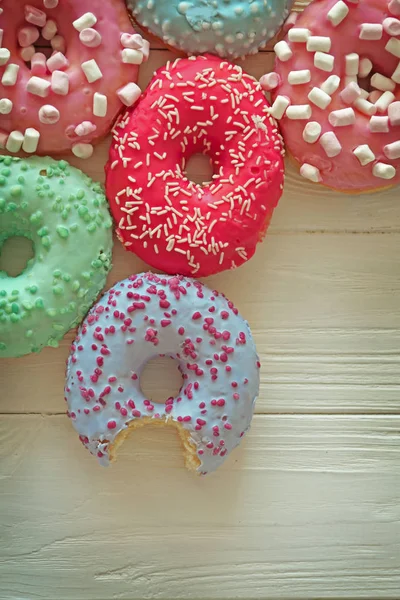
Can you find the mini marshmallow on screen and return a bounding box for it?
[327,0,349,26]
[369,115,389,132]
[93,92,107,117]
[375,91,395,113]
[308,86,332,109]
[6,130,24,153]
[20,46,35,62]
[353,144,375,166]
[2,64,19,86]
[329,107,356,127]
[345,53,359,76]
[18,25,40,47]
[43,0,59,7]
[0,48,10,66]
[121,49,144,65]
[72,143,94,159]
[371,73,396,92]
[120,33,145,49]
[51,70,69,95]
[300,163,321,182]
[30,56,47,82]
[38,104,60,124]
[81,59,102,83]
[269,95,290,120]
[46,51,69,72]
[345,75,357,86]
[389,0,400,15]
[22,128,40,153]
[25,4,47,27]
[117,82,142,107]
[359,89,369,100]
[42,19,57,40]
[75,121,97,137]
[288,28,311,42]
[259,72,280,91]
[383,17,400,36]
[372,162,396,179]
[386,37,400,59]
[27,76,51,97]
[140,39,150,62]
[354,98,377,116]
[358,57,373,78]
[388,101,400,126]
[303,121,322,143]
[306,36,331,52]
[51,35,66,53]
[274,40,293,61]
[384,140,400,159]
[392,62,400,84]
[0,98,13,114]
[286,104,312,120]
[359,23,383,39]
[320,74,340,95]
[368,90,382,104]
[340,81,361,104]
[73,12,97,32]
[288,69,311,85]
[314,51,334,72]
[79,28,102,48]
[320,131,342,157]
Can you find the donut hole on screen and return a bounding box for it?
[140,355,183,404]
[18,16,67,67]
[0,236,34,277]
[184,153,214,185]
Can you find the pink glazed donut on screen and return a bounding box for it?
[268,0,400,193]
[0,0,149,157]
[64,273,260,475]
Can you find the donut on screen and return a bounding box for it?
[0,155,113,358]
[268,0,400,193]
[64,272,260,474]
[126,0,294,58]
[105,55,285,277]
[0,0,149,157]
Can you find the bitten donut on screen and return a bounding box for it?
[106,55,285,277]
[0,0,149,157]
[268,0,400,192]
[0,156,113,358]
[64,273,260,474]
[127,0,294,58]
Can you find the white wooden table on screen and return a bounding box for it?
[1,3,400,598]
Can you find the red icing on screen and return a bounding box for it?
[106,55,285,277]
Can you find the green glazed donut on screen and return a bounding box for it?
[0,156,113,358]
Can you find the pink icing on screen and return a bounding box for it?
[272,0,400,192]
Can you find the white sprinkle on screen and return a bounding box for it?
[22,128,40,153]
[329,107,356,126]
[73,12,97,32]
[300,163,321,182]
[72,143,94,159]
[1,64,19,86]
[274,40,293,61]
[320,74,340,95]
[81,59,102,83]
[307,36,331,52]
[288,69,311,85]
[0,98,13,114]
[6,130,24,153]
[308,87,332,109]
[372,162,396,180]
[353,144,375,165]
[303,121,322,143]
[288,28,311,42]
[327,1,349,26]
[314,51,335,72]
[358,57,373,78]
[93,92,107,117]
[286,104,312,120]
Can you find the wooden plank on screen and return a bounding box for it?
[1,414,399,600]
[2,236,400,415]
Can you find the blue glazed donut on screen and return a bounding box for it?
[127,0,294,58]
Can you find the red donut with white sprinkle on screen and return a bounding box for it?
[0,0,149,157]
[105,55,285,277]
[266,0,400,192]
[64,273,260,475]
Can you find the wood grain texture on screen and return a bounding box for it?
[1,415,399,600]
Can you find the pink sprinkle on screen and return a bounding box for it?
[132,409,141,417]
[221,311,229,320]
[192,311,202,320]
[107,420,117,429]
[224,423,232,430]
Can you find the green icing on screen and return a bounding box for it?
[0,156,113,358]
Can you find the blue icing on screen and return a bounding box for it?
[128,0,294,58]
